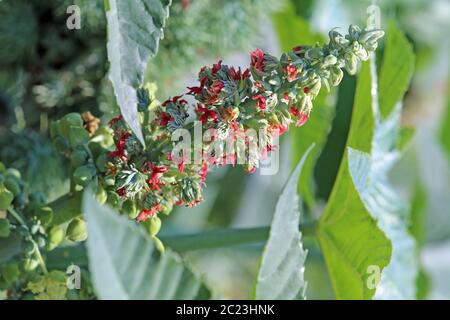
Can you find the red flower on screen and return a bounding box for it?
[109,132,131,161]
[159,112,174,127]
[117,187,127,197]
[303,86,310,94]
[269,123,288,137]
[295,113,309,127]
[212,60,222,75]
[196,104,218,124]
[136,203,162,222]
[145,162,168,191]
[289,106,300,117]
[187,76,208,95]
[285,64,298,81]
[200,163,209,182]
[252,94,267,110]
[250,48,265,72]
[108,115,124,128]
[210,80,224,94]
[229,67,250,81]
[162,95,187,106]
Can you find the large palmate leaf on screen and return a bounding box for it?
[105,0,171,144]
[273,6,334,208]
[255,145,314,300]
[317,62,392,300]
[83,190,211,300]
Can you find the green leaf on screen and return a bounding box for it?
[255,144,314,300]
[0,234,21,264]
[273,5,333,208]
[317,62,392,300]
[378,20,415,118]
[83,190,211,300]
[106,0,171,144]
[439,98,450,160]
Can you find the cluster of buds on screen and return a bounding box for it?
[0,161,88,298]
[52,25,384,230]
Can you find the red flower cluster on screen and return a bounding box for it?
[250,48,265,72]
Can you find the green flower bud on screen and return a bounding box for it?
[95,186,108,205]
[4,178,20,196]
[1,261,20,283]
[35,235,46,248]
[73,165,96,187]
[106,191,121,208]
[69,126,90,147]
[21,258,39,272]
[34,206,53,227]
[344,52,358,75]
[348,24,362,40]
[70,149,89,167]
[122,199,137,219]
[47,226,64,251]
[66,218,87,242]
[147,216,161,237]
[0,184,14,210]
[58,113,83,138]
[6,168,21,180]
[322,54,337,68]
[104,175,116,187]
[330,66,344,86]
[152,236,165,254]
[0,218,11,238]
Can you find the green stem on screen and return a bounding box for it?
[159,222,317,252]
[7,208,48,274]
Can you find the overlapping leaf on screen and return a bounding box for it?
[105,0,171,144]
[255,145,314,300]
[83,190,211,300]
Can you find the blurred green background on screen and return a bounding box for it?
[0,0,449,299]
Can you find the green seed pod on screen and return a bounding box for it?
[106,191,121,208]
[73,165,96,187]
[1,261,20,283]
[0,219,11,238]
[58,113,83,138]
[34,206,53,227]
[22,240,35,255]
[36,235,46,248]
[95,186,108,205]
[0,184,14,210]
[70,149,89,167]
[6,168,21,180]
[47,226,64,251]
[21,258,39,272]
[152,236,165,254]
[104,175,116,187]
[66,218,87,242]
[148,216,161,237]
[95,153,110,172]
[4,178,20,196]
[69,126,90,147]
[159,201,173,215]
[121,199,137,219]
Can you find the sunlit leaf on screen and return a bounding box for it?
[105,0,171,144]
[83,190,211,300]
[255,145,314,300]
